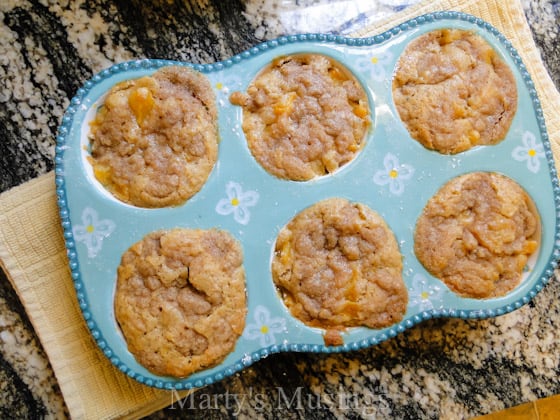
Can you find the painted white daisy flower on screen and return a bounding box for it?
[355,49,394,82]
[409,273,444,312]
[243,305,286,347]
[214,74,243,106]
[512,131,545,173]
[72,207,116,258]
[215,181,259,225]
[373,153,415,195]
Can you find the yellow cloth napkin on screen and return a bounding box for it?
[1,0,559,418]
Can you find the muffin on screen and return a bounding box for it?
[114,228,246,377]
[271,198,407,345]
[230,54,371,181]
[89,66,218,208]
[414,172,539,298]
[392,29,517,154]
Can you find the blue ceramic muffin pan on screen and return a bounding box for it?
[55,12,560,390]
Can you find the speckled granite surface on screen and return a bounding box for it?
[0,0,559,418]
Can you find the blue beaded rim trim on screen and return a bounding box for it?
[54,11,560,390]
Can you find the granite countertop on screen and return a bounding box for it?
[0,0,559,418]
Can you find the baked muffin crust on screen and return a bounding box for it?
[393,29,517,154]
[114,228,246,377]
[272,198,407,344]
[230,54,371,181]
[89,66,218,208]
[414,172,539,298]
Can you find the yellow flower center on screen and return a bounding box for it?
[421,291,429,300]
[260,325,269,334]
[389,169,398,179]
[216,82,223,90]
[231,197,239,206]
[528,149,536,157]
[86,225,95,233]
[371,57,379,64]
